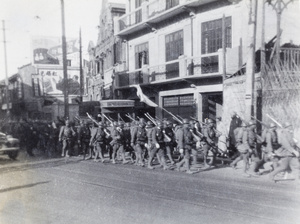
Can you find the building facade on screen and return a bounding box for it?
[112,0,300,122]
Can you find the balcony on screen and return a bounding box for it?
[115,51,225,88]
[116,0,218,36]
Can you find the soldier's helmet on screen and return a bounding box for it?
[113,121,118,127]
[146,121,154,128]
[118,121,124,128]
[182,118,189,124]
[139,121,146,128]
[206,119,214,124]
[166,120,173,127]
[156,121,163,127]
[269,122,276,128]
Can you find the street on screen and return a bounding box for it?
[0,152,300,224]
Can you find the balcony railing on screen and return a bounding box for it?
[115,51,222,87]
[117,0,200,35]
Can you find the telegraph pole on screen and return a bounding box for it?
[61,0,69,118]
[2,20,10,115]
[79,28,83,98]
[245,0,258,121]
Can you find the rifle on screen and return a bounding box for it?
[161,108,183,124]
[125,113,136,122]
[266,113,300,147]
[103,114,113,125]
[145,112,171,142]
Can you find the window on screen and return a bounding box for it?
[135,0,144,24]
[166,30,183,61]
[166,0,179,10]
[163,94,195,119]
[165,30,183,79]
[135,42,149,69]
[201,17,232,54]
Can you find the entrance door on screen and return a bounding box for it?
[201,92,223,122]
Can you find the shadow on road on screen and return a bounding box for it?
[0,158,82,174]
[0,181,50,193]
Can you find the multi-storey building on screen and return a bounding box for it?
[113,0,300,122]
[87,0,126,103]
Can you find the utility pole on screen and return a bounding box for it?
[61,0,69,119]
[2,20,10,115]
[267,0,294,64]
[79,28,83,99]
[245,0,258,121]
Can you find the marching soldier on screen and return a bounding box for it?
[89,122,108,163]
[131,120,148,166]
[148,121,168,170]
[59,120,76,157]
[111,121,128,164]
[228,111,242,158]
[269,122,300,182]
[164,120,175,165]
[202,119,220,168]
[248,123,281,174]
[176,119,195,174]
[77,120,91,159]
[230,120,257,176]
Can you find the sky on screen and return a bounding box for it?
[0,0,102,80]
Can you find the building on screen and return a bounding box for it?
[112,0,300,124]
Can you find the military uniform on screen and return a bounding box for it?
[269,123,300,182]
[78,122,91,159]
[176,119,195,174]
[59,121,76,157]
[90,123,107,162]
[148,122,168,170]
[164,121,175,165]
[131,122,148,166]
[202,119,219,167]
[111,122,128,164]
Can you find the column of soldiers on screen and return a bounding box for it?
[1,112,299,183]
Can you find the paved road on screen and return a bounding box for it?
[0,152,300,224]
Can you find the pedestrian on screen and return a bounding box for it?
[216,117,228,157]
[59,120,76,157]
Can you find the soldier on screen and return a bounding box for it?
[230,120,257,176]
[202,119,220,168]
[148,121,168,170]
[77,120,91,159]
[89,122,108,163]
[59,120,76,157]
[248,123,281,174]
[164,120,175,165]
[176,119,195,174]
[111,121,128,164]
[124,122,135,163]
[269,122,300,182]
[131,120,148,166]
[228,111,242,158]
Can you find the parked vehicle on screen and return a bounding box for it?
[0,132,20,159]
